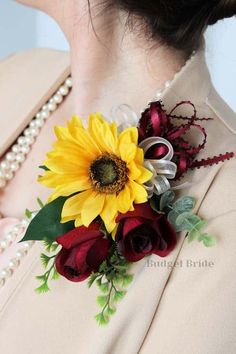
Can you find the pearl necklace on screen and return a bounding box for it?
[0,49,197,290]
[0,76,72,289]
[0,77,72,188]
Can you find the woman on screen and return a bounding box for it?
[0,1,236,353]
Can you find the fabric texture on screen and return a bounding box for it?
[0,47,236,354]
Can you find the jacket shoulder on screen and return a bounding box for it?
[0,47,70,90]
[0,48,70,156]
[206,86,236,136]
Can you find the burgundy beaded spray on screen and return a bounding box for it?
[138,101,235,180]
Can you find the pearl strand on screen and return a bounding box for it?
[0,76,73,290]
[0,217,36,289]
[0,77,73,189]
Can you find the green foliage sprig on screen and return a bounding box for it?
[88,247,134,326]
[35,239,61,293]
[152,191,216,247]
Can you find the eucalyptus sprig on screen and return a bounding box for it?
[89,248,134,326]
[158,191,216,247]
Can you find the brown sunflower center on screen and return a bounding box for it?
[89,153,128,194]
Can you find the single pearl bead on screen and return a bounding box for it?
[48,102,57,112]
[0,240,7,250]
[25,136,34,145]
[41,110,50,120]
[1,160,10,170]
[29,127,39,137]
[65,77,73,88]
[6,152,16,162]
[21,145,30,155]
[18,136,27,146]
[10,162,19,172]
[23,242,31,251]
[53,93,63,104]
[5,171,13,181]
[16,154,25,163]
[12,144,21,154]
[16,249,26,259]
[5,232,15,243]
[8,258,20,270]
[156,92,163,99]
[36,112,42,119]
[24,128,32,137]
[59,85,69,96]
[29,120,37,128]
[42,104,48,111]
[1,268,12,278]
[35,117,44,128]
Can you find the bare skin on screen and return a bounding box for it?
[0,0,186,217]
[16,0,186,116]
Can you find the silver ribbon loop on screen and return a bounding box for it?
[139,137,177,197]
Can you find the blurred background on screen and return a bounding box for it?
[0,0,235,112]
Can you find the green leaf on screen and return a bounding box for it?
[202,234,217,247]
[25,208,32,220]
[88,273,99,288]
[106,306,116,316]
[97,295,109,307]
[98,282,110,293]
[173,196,196,213]
[121,274,134,286]
[188,220,208,243]
[20,197,74,242]
[160,191,175,211]
[167,210,185,232]
[51,268,60,280]
[39,165,50,171]
[35,282,50,294]
[94,313,109,326]
[113,290,126,302]
[37,198,44,209]
[36,274,47,282]
[176,212,201,231]
[40,253,51,269]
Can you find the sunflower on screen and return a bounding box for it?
[39,114,152,232]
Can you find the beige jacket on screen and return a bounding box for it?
[0,47,236,354]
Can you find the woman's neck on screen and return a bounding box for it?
[61,3,187,117]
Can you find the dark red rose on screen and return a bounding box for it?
[55,223,110,282]
[115,203,177,262]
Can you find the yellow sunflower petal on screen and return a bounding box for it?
[134,147,145,164]
[62,190,92,219]
[119,127,138,146]
[117,185,133,214]
[81,191,105,227]
[135,165,153,184]
[129,179,148,204]
[88,113,117,154]
[128,160,141,180]
[100,194,118,233]
[44,157,87,175]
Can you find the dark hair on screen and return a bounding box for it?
[109,0,236,52]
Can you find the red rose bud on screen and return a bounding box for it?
[55,223,110,282]
[115,203,177,262]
